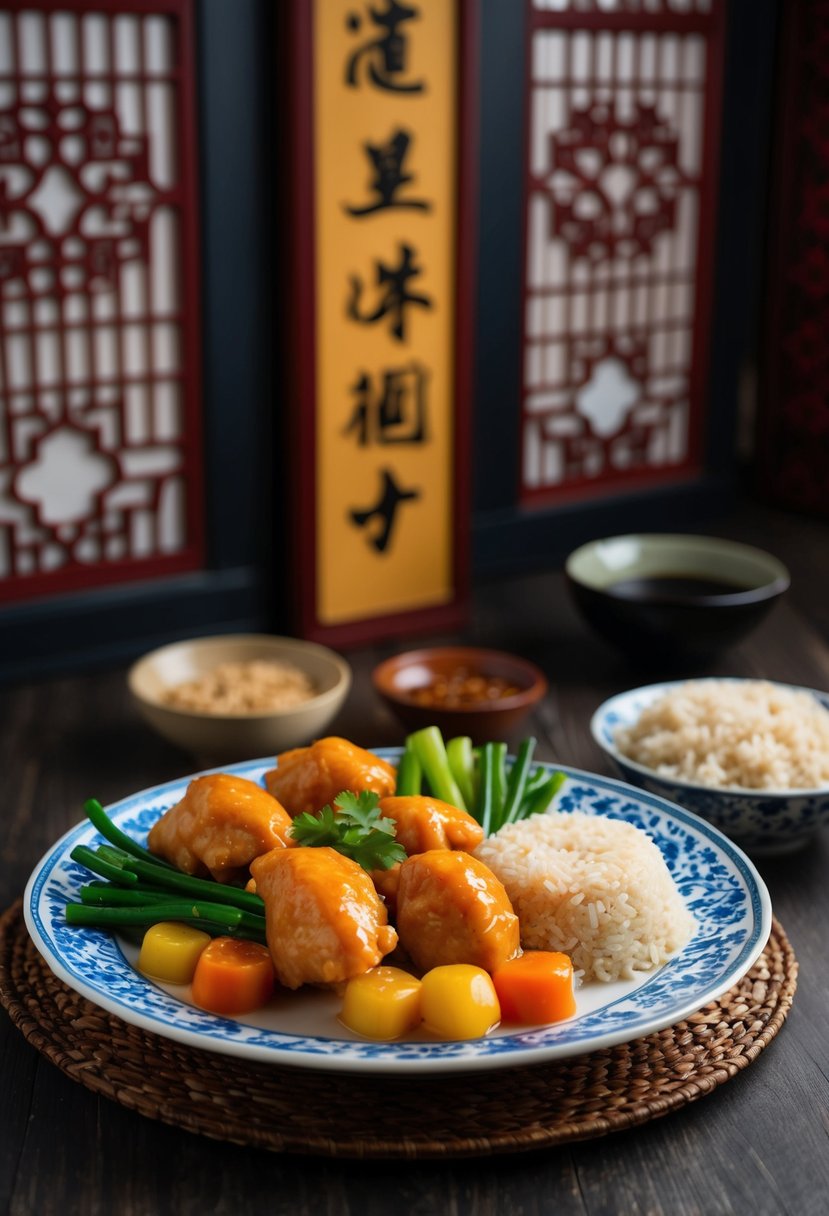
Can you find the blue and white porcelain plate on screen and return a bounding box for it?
[24,752,771,1075]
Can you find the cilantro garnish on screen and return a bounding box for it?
[289,791,407,872]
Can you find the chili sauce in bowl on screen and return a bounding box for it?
[372,647,547,743]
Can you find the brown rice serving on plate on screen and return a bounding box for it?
[476,812,694,982]
[614,679,829,791]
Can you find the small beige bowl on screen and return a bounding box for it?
[128,634,352,762]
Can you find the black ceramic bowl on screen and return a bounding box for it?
[565,534,790,664]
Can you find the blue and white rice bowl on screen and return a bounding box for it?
[591,679,829,855]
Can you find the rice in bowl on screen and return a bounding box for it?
[614,679,829,791]
[476,812,694,982]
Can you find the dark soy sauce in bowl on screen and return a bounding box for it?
[608,574,757,604]
[565,535,791,665]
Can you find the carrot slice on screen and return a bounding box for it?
[191,936,275,1015]
[491,951,576,1025]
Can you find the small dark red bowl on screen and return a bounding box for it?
[371,646,548,744]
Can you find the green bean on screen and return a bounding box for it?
[83,797,176,869]
[475,743,497,836]
[236,911,270,936]
[80,879,268,931]
[79,883,171,906]
[501,737,537,827]
[66,901,243,930]
[88,845,265,914]
[518,770,566,819]
[524,766,549,795]
[394,747,422,796]
[65,900,268,943]
[70,845,139,886]
[491,743,507,830]
[408,726,467,810]
[446,736,476,810]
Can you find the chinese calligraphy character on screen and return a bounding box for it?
[344,363,429,445]
[345,1,424,94]
[345,129,431,218]
[349,467,420,553]
[348,243,432,342]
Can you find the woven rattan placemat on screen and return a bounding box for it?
[0,900,797,1159]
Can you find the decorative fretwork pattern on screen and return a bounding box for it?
[532,1,714,12]
[0,5,202,601]
[520,2,723,503]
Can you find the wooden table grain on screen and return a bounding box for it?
[2,503,828,1216]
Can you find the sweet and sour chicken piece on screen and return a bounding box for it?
[369,864,401,912]
[395,850,521,974]
[369,796,484,916]
[264,737,396,817]
[377,796,484,855]
[147,773,293,884]
[250,846,398,989]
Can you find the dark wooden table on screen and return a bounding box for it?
[2,502,829,1216]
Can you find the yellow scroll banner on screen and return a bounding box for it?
[313,0,458,625]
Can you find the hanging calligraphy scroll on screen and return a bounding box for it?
[289,0,475,646]
[519,0,724,507]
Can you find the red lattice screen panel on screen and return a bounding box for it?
[519,0,723,506]
[0,1,203,604]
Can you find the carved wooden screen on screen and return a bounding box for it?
[519,0,723,506]
[0,1,203,605]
